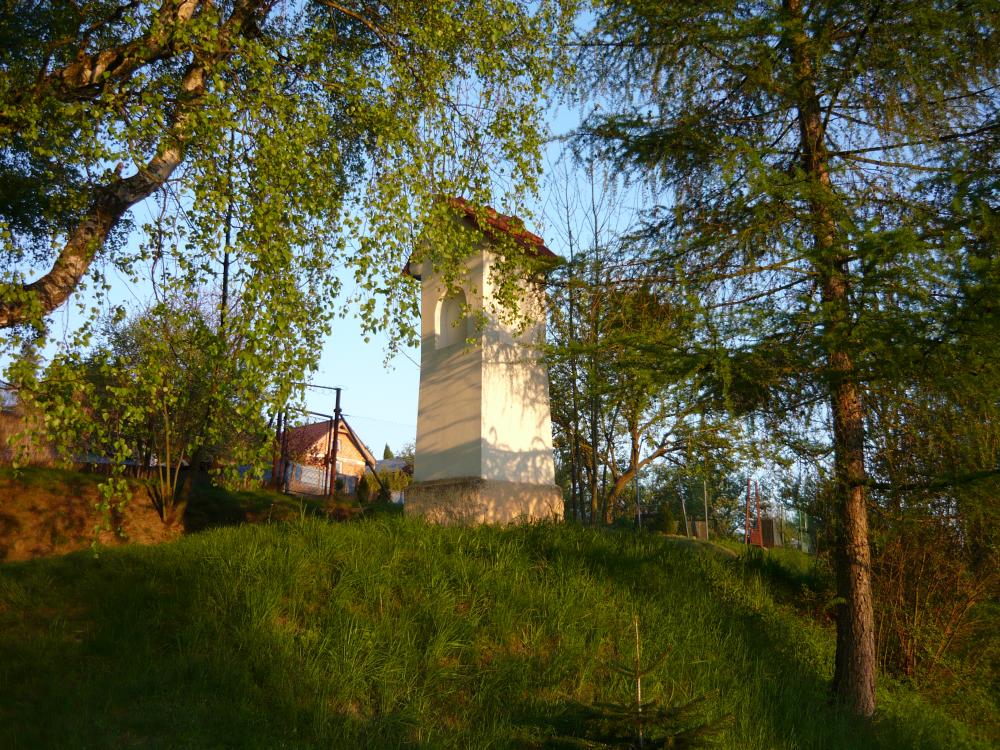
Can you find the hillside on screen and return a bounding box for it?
[0,519,993,749]
[0,468,353,562]
[0,468,179,560]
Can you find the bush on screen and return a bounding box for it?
[649,506,678,535]
[376,483,392,503]
[357,471,404,504]
[356,473,372,504]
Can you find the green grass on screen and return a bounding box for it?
[0,465,119,490]
[184,481,332,530]
[0,519,992,749]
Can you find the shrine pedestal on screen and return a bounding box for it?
[406,477,563,525]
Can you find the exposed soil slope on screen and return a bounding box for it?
[0,469,178,561]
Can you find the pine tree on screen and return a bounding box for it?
[576,0,1000,716]
[551,618,729,748]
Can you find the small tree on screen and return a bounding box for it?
[356,473,372,504]
[25,296,280,525]
[552,617,729,748]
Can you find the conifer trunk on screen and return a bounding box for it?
[784,0,876,717]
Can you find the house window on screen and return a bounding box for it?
[435,289,467,349]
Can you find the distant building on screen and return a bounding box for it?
[374,457,412,475]
[283,418,376,495]
[0,382,57,466]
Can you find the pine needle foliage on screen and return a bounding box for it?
[550,617,731,749]
[574,0,1000,716]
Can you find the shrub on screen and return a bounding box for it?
[649,506,678,535]
[356,473,372,504]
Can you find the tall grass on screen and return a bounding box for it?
[0,519,991,749]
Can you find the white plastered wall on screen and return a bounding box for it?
[479,250,556,485]
[411,249,485,482]
[411,243,556,487]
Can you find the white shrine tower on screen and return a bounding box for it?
[404,199,563,523]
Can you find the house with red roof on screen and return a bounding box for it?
[282,418,376,495]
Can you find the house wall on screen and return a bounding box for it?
[286,420,371,495]
[305,428,368,478]
[0,408,58,466]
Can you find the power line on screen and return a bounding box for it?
[343,412,416,430]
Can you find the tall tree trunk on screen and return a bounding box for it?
[566,232,582,522]
[605,418,641,519]
[826,296,876,717]
[588,259,602,525]
[784,0,876,717]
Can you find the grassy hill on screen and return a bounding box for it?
[0,467,359,561]
[0,518,994,749]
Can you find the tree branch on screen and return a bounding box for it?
[1,0,270,329]
[44,0,200,102]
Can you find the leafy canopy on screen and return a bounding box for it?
[1,0,569,349]
[1,1,571,480]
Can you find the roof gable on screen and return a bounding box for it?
[284,418,376,467]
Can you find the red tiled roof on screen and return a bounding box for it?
[283,418,375,467]
[448,197,556,257]
[404,197,558,278]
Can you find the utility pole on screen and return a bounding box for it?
[280,411,290,493]
[703,479,709,541]
[272,409,283,491]
[327,387,342,497]
[634,467,641,530]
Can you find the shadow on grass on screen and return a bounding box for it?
[183,479,339,533]
[0,540,430,749]
[0,522,986,750]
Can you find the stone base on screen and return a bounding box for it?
[406,477,563,525]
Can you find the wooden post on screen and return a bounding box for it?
[327,387,342,497]
[703,479,709,540]
[681,487,690,537]
[325,417,334,498]
[755,481,762,543]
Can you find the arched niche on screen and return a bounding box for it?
[435,289,468,349]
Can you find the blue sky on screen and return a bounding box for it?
[303,323,420,457]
